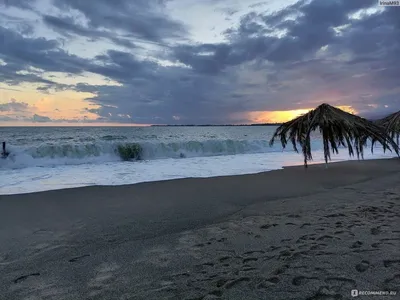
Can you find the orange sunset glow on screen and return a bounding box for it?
[246,106,356,124]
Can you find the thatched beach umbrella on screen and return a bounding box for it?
[375,110,400,145]
[269,103,399,168]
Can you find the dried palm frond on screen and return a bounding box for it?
[375,110,400,146]
[270,103,399,168]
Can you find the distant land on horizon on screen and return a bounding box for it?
[151,123,282,127]
[0,123,283,127]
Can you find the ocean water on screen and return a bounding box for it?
[0,126,395,195]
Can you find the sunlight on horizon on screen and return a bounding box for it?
[247,106,356,124]
[0,122,150,127]
[0,102,357,126]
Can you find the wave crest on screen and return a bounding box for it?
[0,139,299,169]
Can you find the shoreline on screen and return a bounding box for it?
[0,158,399,299]
[0,156,397,196]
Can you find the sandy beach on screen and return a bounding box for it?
[0,159,399,299]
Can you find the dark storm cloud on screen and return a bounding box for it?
[42,14,138,48]
[0,26,147,87]
[169,0,399,120]
[0,26,91,75]
[0,65,55,86]
[51,0,187,44]
[173,0,380,73]
[73,66,238,124]
[87,50,158,83]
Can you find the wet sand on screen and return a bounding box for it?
[0,159,399,299]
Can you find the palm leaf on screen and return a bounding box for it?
[375,110,400,146]
[270,103,399,168]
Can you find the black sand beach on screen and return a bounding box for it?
[0,159,399,299]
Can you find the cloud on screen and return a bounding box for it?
[32,113,52,122]
[61,0,400,123]
[172,0,382,72]
[0,98,97,123]
[2,0,35,10]
[87,50,158,83]
[0,0,399,125]
[42,14,138,48]
[73,65,238,124]
[0,65,56,86]
[0,99,41,123]
[0,99,30,112]
[168,0,400,120]
[50,0,187,44]
[0,25,91,76]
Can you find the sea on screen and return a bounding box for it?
[0,126,395,195]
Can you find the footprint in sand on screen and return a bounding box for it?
[350,241,363,249]
[355,260,370,272]
[215,278,229,288]
[224,277,250,289]
[13,273,40,284]
[291,275,318,286]
[370,227,382,235]
[265,277,280,284]
[309,243,327,251]
[353,249,379,253]
[300,223,311,228]
[273,264,289,275]
[69,254,90,263]
[371,242,381,248]
[317,235,338,241]
[218,256,231,263]
[287,214,301,218]
[384,260,400,268]
[325,277,356,287]
[260,223,278,229]
[242,266,257,272]
[384,274,400,290]
[32,228,53,234]
[307,287,343,300]
[243,250,265,255]
[281,238,292,242]
[324,213,345,218]
[335,221,342,227]
[278,250,292,260]
[242,257,258,264]
[257,275,282,290]
[296,234,317,243]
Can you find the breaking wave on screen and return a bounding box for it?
[0,139,306,169]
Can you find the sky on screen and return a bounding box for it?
[0,0,399,126]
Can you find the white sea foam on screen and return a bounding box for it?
[0,139,294,169]
[0,149,394,195]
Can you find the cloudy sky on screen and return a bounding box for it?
[0,0,399,125]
